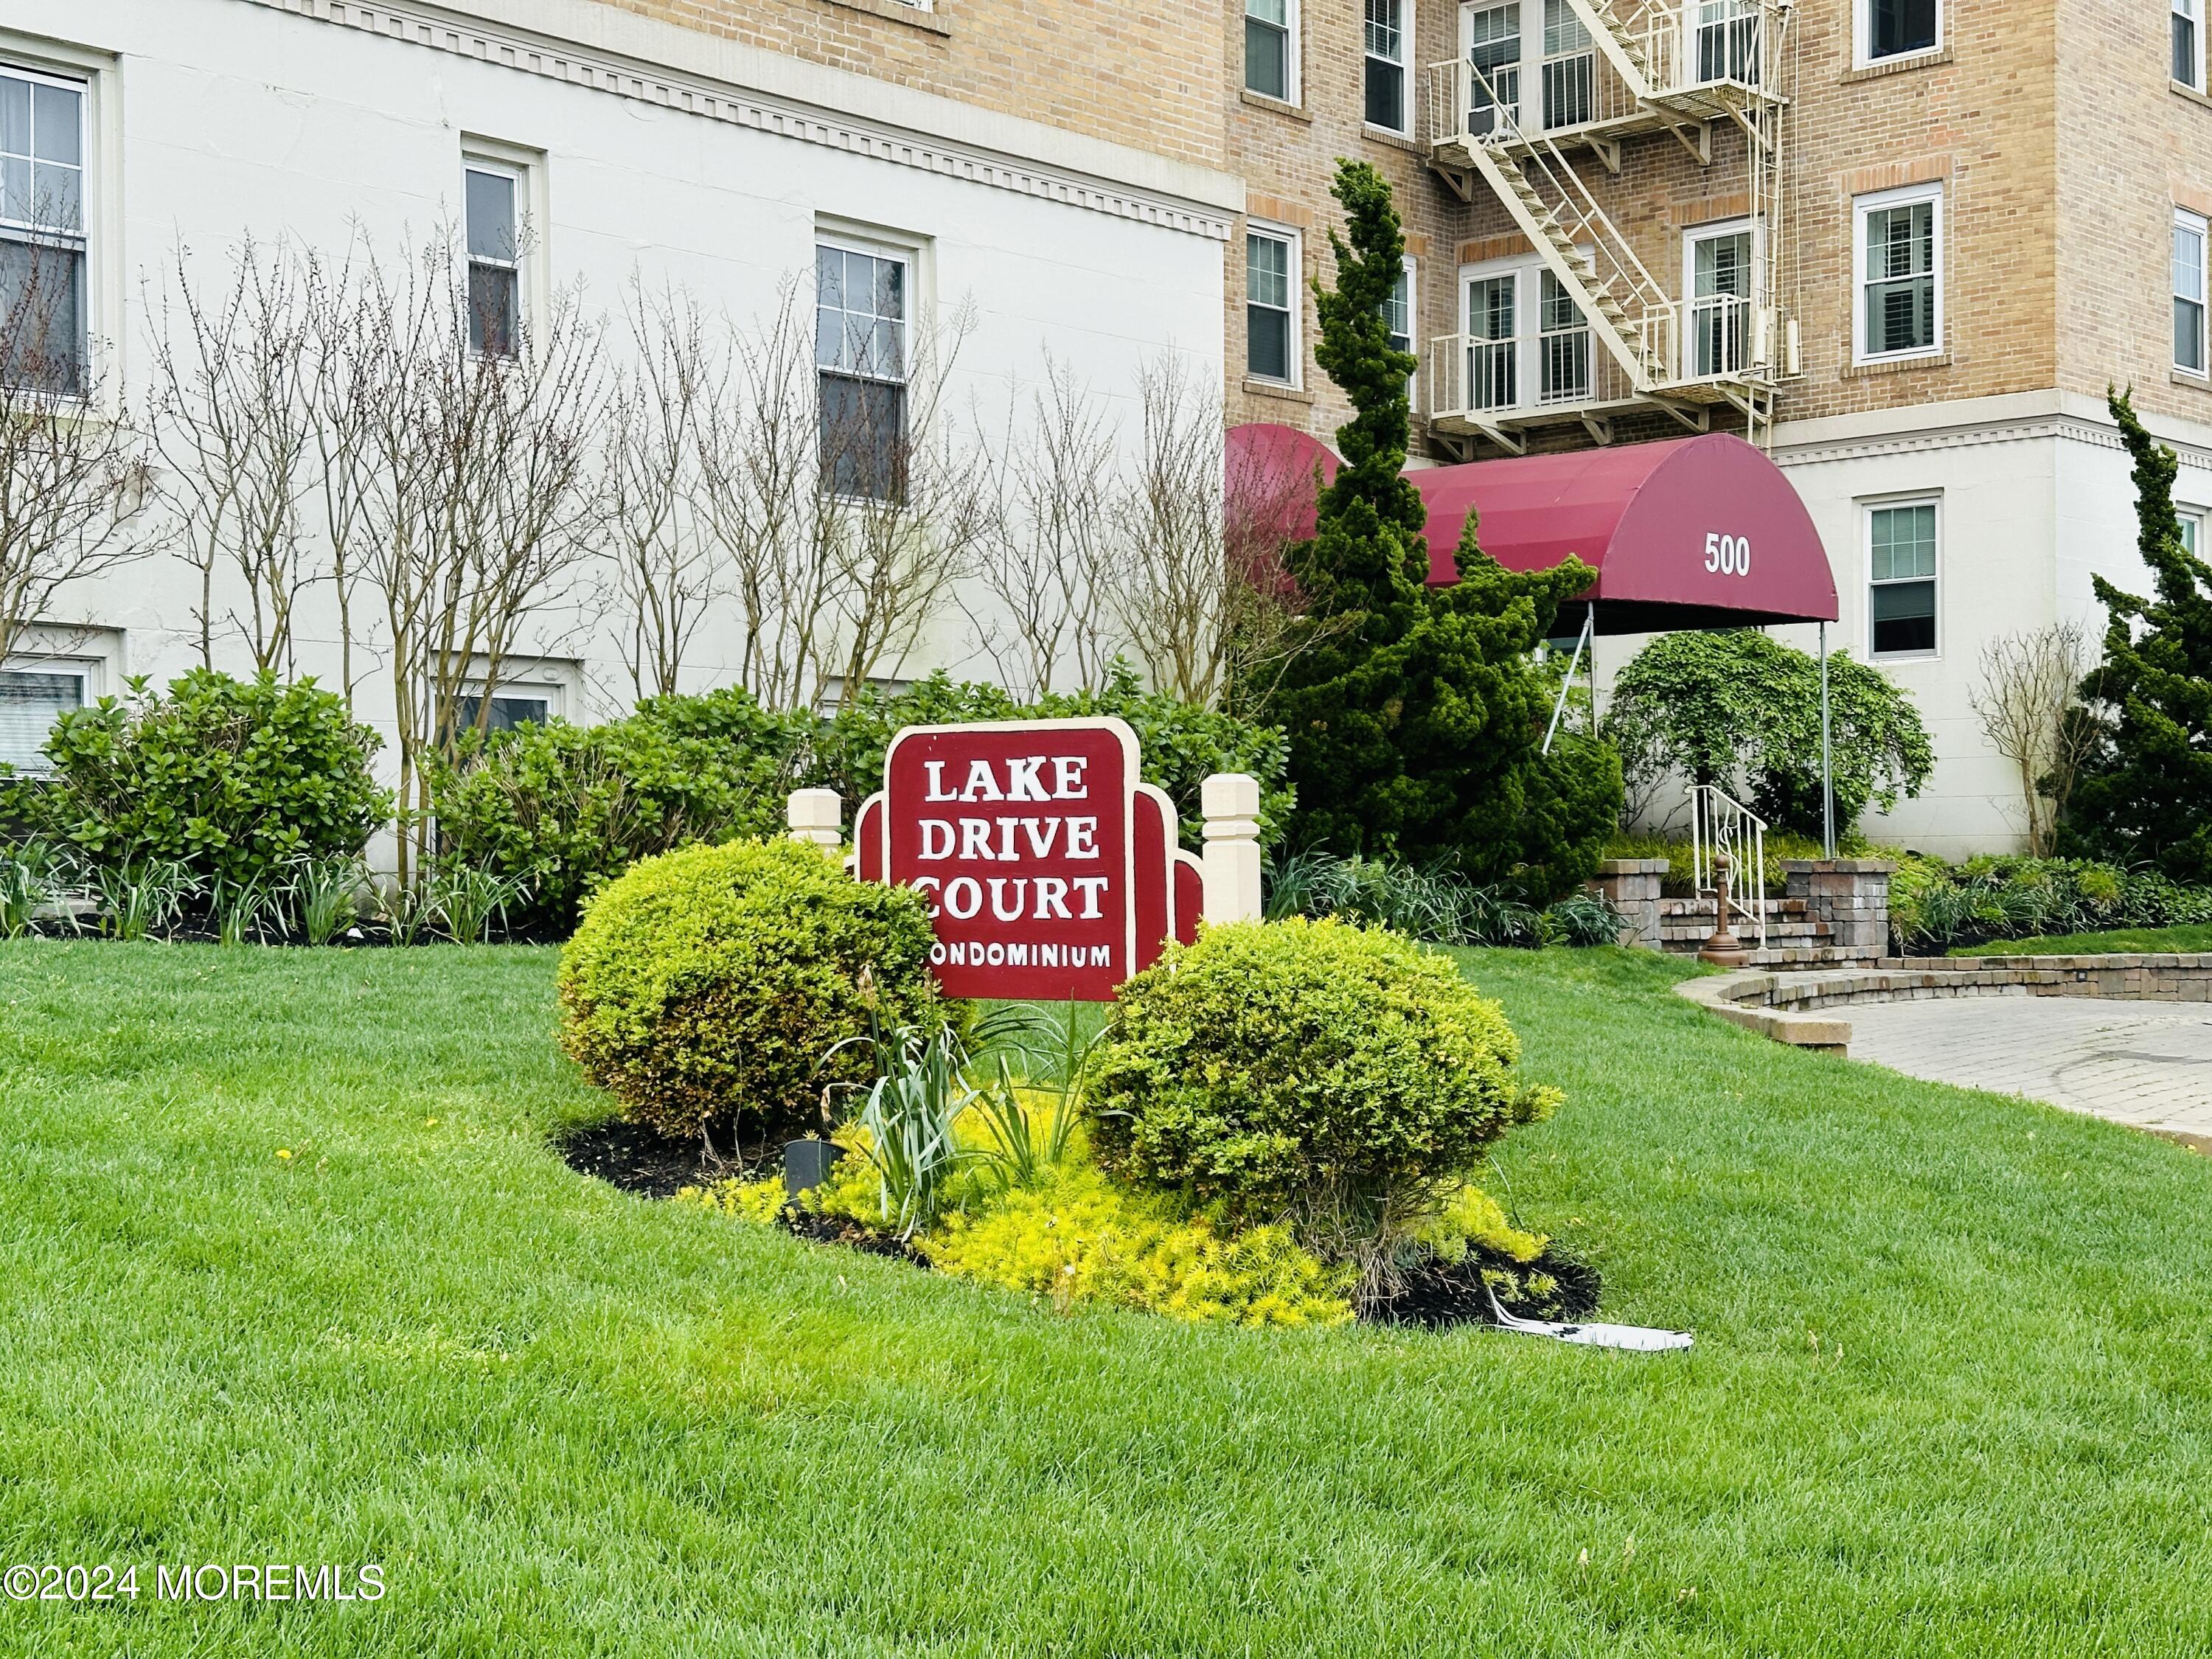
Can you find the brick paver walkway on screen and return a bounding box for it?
[1846,993,2212,1141]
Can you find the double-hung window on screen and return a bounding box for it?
[815,241,910,501]
[1465,2,1523,136]
[0,664,83,772]
[464,161,523,358]
[1246,0,1294,101]
[1365,0,1409,133]
[1246,229,1295,384]
[0,65,87,397]
[2180,1,2205,88]
[1466,274,1518,410]
[1384,257,1416,406]
[1856,184,1941,362]
[2177,210,2208,375]
[1864,0,1938,63]
[1868,501,1938,657]
[1687,223,1753,378]
[1541,0,1594,130]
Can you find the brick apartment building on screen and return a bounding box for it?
[1225,1,2212,855]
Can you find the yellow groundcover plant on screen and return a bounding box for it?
[678,1091,1357,1329]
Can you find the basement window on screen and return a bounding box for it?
[0,666,83,772]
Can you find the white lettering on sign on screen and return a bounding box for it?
[921,755,1093,803]
[1703,532,1751,577]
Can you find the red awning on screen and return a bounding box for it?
[1226,425,1838,633]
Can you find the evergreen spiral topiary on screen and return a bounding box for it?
[1088,919,1558,1267]
[556,838,945,1144]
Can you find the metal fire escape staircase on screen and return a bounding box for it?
[1423,0,1798,456]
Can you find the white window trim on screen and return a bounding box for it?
[2179,0,2207,91]
[1863,493,1942,661]
[0,37,116,410]
[1245,221,1302,389]
[1397,253,1419,411]
[1852,181,1944,367]
[2177,208,2209,378]
[459,137,547,353]
[1853,0,1944,70]
[1363,0,1414,136]
[1245,0,1302,106]
[2180,504,2205,555]
[1458,252,1565,414]
[1680,215,1758,379]
[814,223,928,504]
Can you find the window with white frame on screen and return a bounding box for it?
[2179,1,2205,88]
[1868,499,1938,657]
[2177,210,2208,375]
[1863,0,1938,63]
[1365,0,1409,132]
[464,158,523,358]
[1460,260,1598,411]
[1385,256,1416,406]
[1855,184,1941,363]
[1540,0,1594,130]
[455,686,554,733]
[0,663,86,771]
[2181,507,2205,556]
[1246,229,1296,383]
[1694,0,1761,86]
[1466,271,1517,409]
[815,239,911,501]
[1464,2,1523,136]
[0,63,88,397]
[1246,0,1295,101]
[1686,221,1754,378]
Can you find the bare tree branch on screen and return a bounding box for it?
[1970,620,2103,856]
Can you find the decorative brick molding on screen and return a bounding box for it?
[1678,954,2212,1058]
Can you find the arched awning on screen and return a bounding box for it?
[1227,425,1838,633]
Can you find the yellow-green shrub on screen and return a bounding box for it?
[1091,918,1559,1228]
[1415,1183,1545,1267]
[674,1176,789,1225]
[921,1163,1354,1329]
[556,838,943,1143]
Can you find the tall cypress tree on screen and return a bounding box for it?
[1268,161,1621,895]
[2064,389,2212,880]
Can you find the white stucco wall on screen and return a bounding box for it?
[1772,389,2212,860]
[3,0,1233,775]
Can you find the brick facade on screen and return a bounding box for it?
[596,0,1227,171]
[1216,1,2212,454]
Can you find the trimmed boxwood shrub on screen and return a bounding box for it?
[557,838,944,1145]
[1090,918,1557,1277]
[2,669,387,888]
[431,686,813,933]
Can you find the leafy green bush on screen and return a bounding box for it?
[556,838,945,1145]
[1606,630,1933,838]
[1090,918,1558,1300]
[812,667,1294,854]
[3,670,387,892]
[1888,853,2212,952]
[432,687,812,933]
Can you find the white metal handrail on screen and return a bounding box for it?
[1688,782,1767,950]
[1427,330,1635,422]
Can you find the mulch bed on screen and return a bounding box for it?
[558,1119,1595,1327]
[556,1118,765,1200]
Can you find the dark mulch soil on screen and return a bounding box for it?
[1367,1247,1603,1330]
[557,1118,768,1200]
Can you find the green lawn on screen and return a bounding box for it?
[3,942,2211,1655]
[1950,924,2212,956]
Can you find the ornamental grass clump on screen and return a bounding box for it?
[1089,917,1559,1306]
[556,838,944,1147]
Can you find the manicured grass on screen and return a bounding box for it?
[2,941,2211,1655]
[1950,923,2212,956]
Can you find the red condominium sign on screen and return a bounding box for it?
[853,718,1197,1001]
